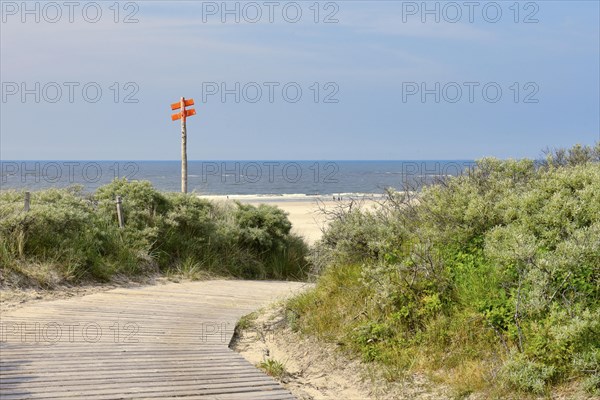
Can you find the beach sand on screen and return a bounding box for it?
[199,195,327,244]
[199,195,382,244]
[262,200,326,244]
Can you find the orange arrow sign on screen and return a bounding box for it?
[171,108,197,121]
[171,98,195,110]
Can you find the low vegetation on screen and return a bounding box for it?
[0,179,309,287]
[287,143,600,397]
[258,358,287,379]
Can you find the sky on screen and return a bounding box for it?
[1,0,599,160]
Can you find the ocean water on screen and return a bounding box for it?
[0,160,476,195]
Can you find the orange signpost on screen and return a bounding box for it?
[171,108,196,121]
[171,98,195,110]
[170,97,196,193]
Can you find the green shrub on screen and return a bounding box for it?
[0,188,118,282]
[234,203,292,253]
[0,180,309,285]
[501,352,556,394]
[94,178,167,256]
[290,142,600,396]
[156,193,215,268]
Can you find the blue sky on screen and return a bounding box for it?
[1,1,599,160]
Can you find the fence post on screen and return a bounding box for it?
[24,192,30,212]
[115,196,125,228]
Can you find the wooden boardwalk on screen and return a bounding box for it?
[0,280,308,399]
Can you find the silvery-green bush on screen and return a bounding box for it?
[0,179,309,284]
[304,142,600,394]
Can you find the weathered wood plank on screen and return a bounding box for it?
[0,280,307,399]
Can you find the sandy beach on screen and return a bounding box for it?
[199,194,383,244]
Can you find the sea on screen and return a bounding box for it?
[0,160,476,197]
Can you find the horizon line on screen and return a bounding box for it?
[0,158,485,162]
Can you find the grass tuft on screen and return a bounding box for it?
[258,358,287,379]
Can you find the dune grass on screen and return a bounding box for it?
[0,180,309,287]
[286,143,600,398]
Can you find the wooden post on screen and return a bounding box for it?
[115,196,124,228]
[181,97,188,194]
[170,96,195,193]
[24,192,30,212]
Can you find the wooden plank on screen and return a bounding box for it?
[0,280,306,399]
